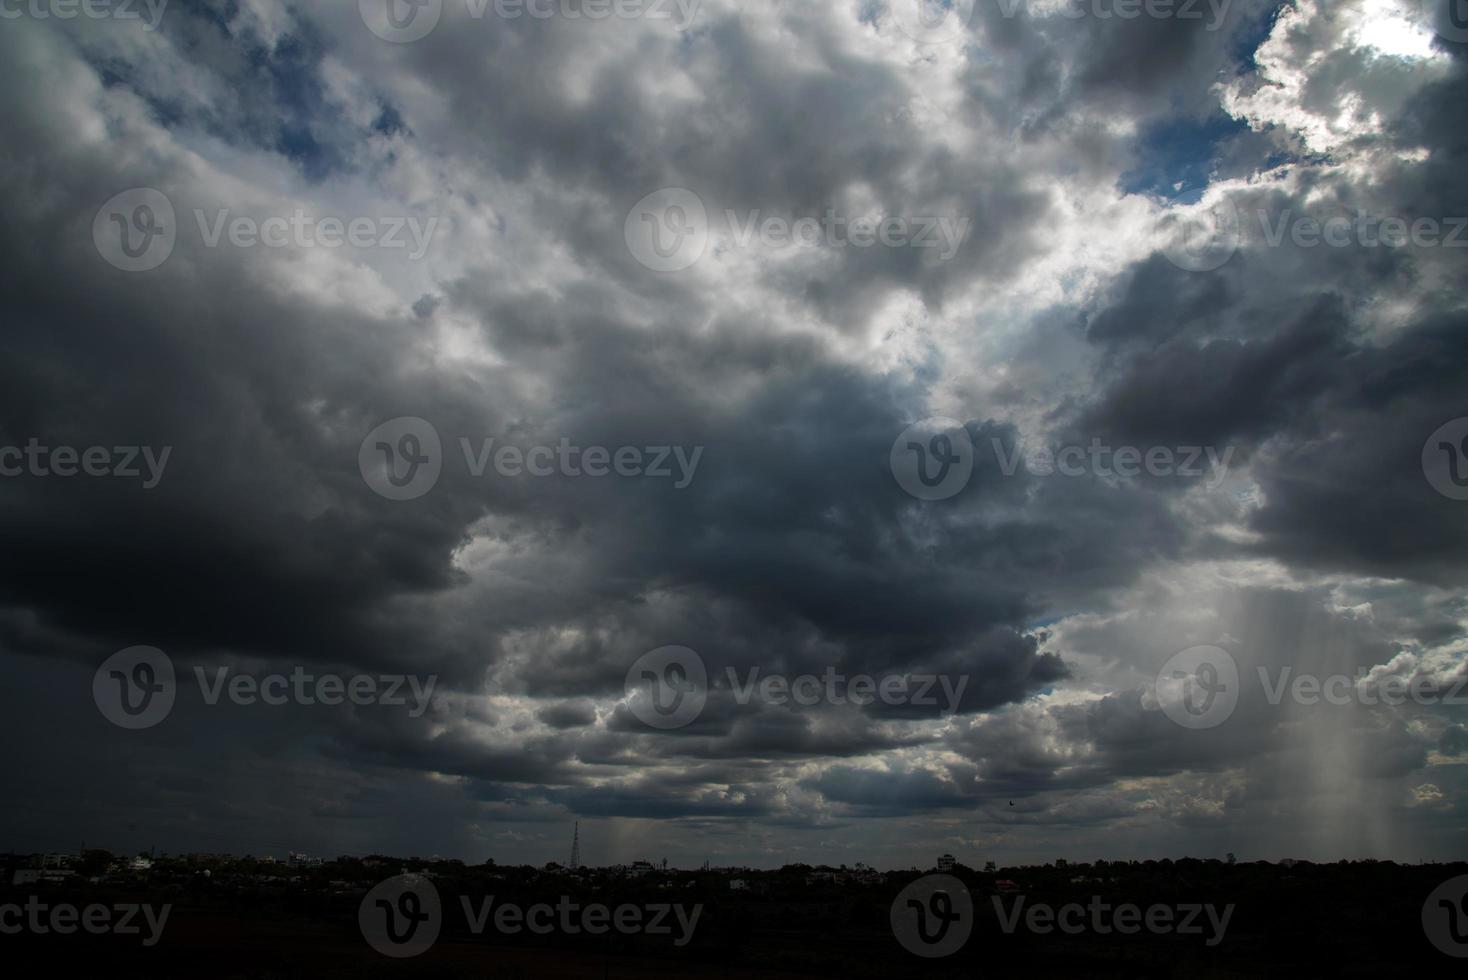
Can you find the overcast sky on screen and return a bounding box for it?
[1,0,1465,870]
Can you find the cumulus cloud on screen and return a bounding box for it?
[0,0,1463,867]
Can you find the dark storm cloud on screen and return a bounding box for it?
[1080,268,1468,585]
[0,0,1463,866]
[801,581,1461,839]
[965,0,1285,127]
[536,699,598,728]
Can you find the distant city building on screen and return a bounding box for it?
[627,860,655,877]
[15,854,75,885]
[936,854,956,872]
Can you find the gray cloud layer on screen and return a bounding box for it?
[0,0,1464,868]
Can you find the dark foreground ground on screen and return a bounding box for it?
[2,857,1464,978]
